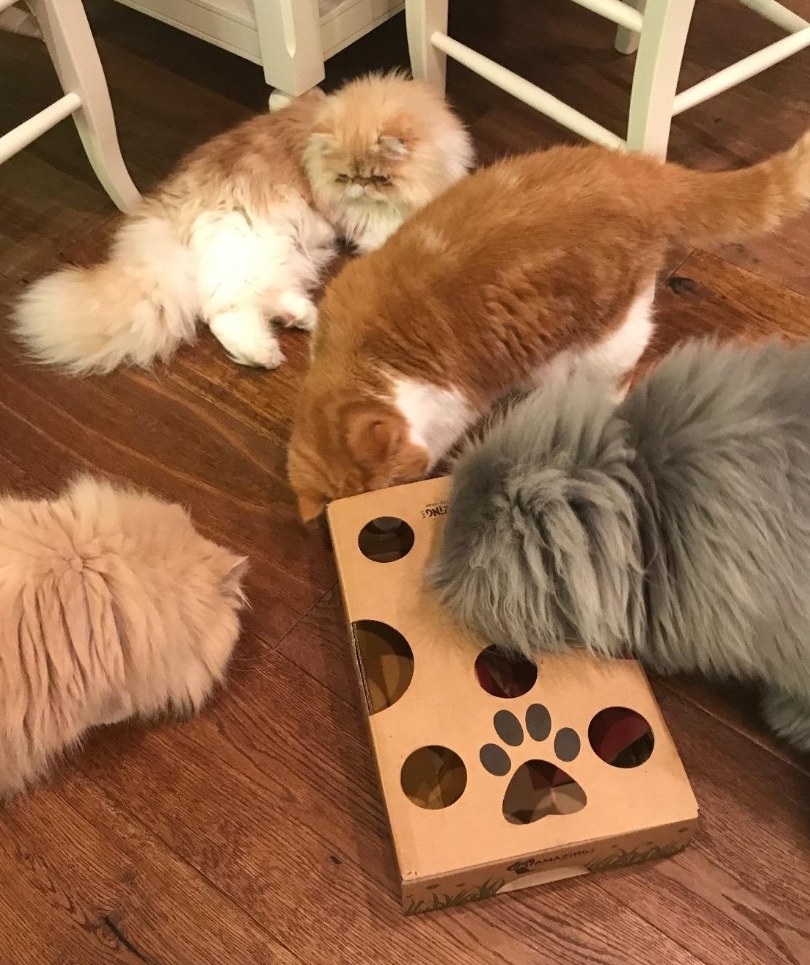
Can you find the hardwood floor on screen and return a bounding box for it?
[1,2,809,962]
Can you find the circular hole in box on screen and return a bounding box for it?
[475,645,538,699]
[588,707,654,768]
[401,746,467,810]
[353,620,414,713]
[358,517,414,563]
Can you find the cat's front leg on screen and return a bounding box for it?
[349,208,405,254]
[193,211,293,368]
[271,290,319,332]
[208,307,285,369]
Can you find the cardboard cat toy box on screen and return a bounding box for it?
[327,476,698,915]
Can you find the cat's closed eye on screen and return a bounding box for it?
[372,175,392,185]
[336,174,349,183]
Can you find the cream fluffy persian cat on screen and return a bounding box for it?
[0,477,247,799]
[13,73,474,374]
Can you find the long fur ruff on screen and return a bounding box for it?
[0,476,247,798]
[431,340,810,753]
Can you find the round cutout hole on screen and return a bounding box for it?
[475,645,538,699]
[358,517,414,563]
[352,620,414,713]
[588,707,654,768]
[401,746,467,810]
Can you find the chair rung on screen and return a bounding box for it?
[568,0,643,32]
[739,0,809,34]
[673,26,810,116]
[431,32,625,150]
[0,93,82,164]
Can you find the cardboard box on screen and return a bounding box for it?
[327,477,699,915]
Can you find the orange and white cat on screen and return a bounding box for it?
[13,73,473,374]
[288,133,810,520]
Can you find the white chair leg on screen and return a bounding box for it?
[254,0,325,98]
[30,0,140,212]
[626,0,695,158]
[406,0,449,91]
[615,0,644,55]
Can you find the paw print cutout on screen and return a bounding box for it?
[479,704,587,825]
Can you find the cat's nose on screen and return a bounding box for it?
[346,184,364,200]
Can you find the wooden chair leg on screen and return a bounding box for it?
[31,0,140,212]
[626,0,695,158]
[406,0,449,91]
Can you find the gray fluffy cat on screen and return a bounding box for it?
[430,340,810,753]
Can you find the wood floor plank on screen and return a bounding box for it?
[0,151,113,287]
[718,220,810,300]
[607,686,810,965]
[2,774,299,964]
[0,827,145,965]
[633,250,810,384]
[666,676,810,777]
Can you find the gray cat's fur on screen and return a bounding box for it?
[430,340,810,752]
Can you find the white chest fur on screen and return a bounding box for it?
[389,376,476,467]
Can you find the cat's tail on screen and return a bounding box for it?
[662,130,810,249]
[12,215,198,376]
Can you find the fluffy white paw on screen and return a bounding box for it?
[351,219,400,254]
[268,90,295,112]
[209,314,285,369]
[227,339,285,369]
[353,234,388,255]
[276,293,318,333]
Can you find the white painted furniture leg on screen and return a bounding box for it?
[30,0,139,212]
[254,0,325,99]
[626,0,695,157]
[615,0,644,54]
[406,0,449,91]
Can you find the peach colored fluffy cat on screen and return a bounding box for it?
[13,73,473,374]
[0,477,247,798]
[288,133,810,520]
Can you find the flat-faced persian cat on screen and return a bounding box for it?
[13,73,473,374]
[0,477,247,799]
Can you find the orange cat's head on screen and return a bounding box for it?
[287,388,430,522]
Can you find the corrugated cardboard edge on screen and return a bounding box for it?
[327,505,409,895]
[398,816,698,915]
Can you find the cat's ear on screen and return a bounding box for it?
[378,135,409,158]
[297,491,326,522]
[343,402,429,480]
[221,554,249,591]
[344,402,407,469]
[228,555,250,579]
